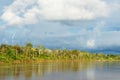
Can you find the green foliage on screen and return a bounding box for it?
[0,43,120,63]
[7,48,13,56]
[26,43,33,48]
[0,55,6,61]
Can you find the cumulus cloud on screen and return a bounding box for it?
[1,0,39,26]
[86,39,95,48]
[39,0,110,20]
[0,0,110,26]
[1,10,23,25]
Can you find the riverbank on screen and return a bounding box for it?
[1,58,120,64]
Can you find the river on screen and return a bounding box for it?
[0,61,120,80]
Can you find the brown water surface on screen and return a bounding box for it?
[0,61,120,80]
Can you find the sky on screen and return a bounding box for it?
[0,0,120,52]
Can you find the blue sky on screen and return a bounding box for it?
[0,0,120,51]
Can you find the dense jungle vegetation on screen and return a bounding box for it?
[0,43,120,63]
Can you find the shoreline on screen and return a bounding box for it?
[1,59,120,64]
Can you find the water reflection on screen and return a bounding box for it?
[0,61,120,80]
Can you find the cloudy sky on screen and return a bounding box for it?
[0,0,120,51]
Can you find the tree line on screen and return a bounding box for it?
[0,43,120,63]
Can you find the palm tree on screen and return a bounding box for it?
[36,45,45,55]
[25,43,33,57]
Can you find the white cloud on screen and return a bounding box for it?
[24,6,40,24]
[39,0,110,20]
[1,10,23,25]
[0,0,110,26]
[0,0,39,26]
[86,39,95,48]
